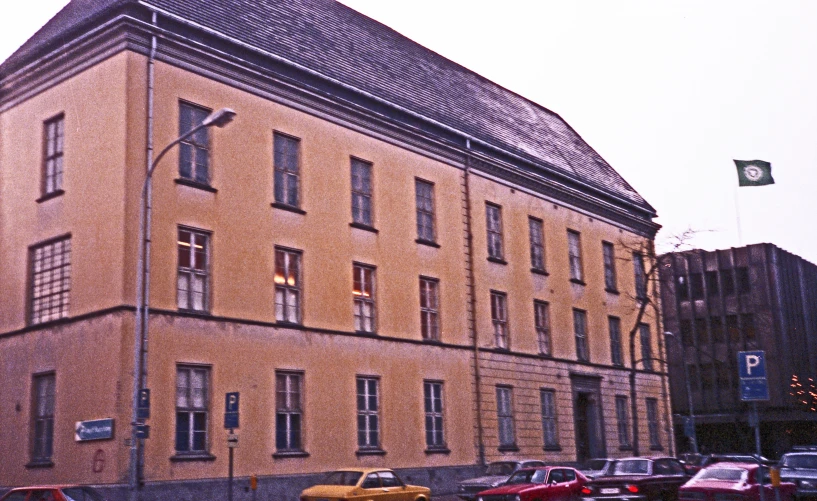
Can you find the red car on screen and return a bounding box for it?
[476,466,588,501]
[679,463,796,501]
[0,485,108,501]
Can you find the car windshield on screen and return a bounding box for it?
[613,460,650,475]
[584,460,609,471]
[506,470,547,485]
[322,471,364,486]
[62,488,107,501]
[486,462,519,476]
[695,468,747,482]
[782,455,817,469]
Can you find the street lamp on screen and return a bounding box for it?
[130,108,236,499]
[664,331,699,454]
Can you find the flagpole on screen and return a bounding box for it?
[734,186,743,246]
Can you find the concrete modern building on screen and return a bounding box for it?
[0,1,665,499]
[660,244,817,457]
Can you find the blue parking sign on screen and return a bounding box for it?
[738,351,769,401]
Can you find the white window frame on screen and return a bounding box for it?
[415,179,436,243]
[273,132,301,208]
[491,291,509,349]
[486,203,504,260]
[568,230,583,282]
[29,235,71,325]
[351,158,373,226]
[424,381,446,449]
[419,277,440,341]
[274,248,302,324]
[357,376,380,449]
[534,300,551,355]
[42,114,65,195]
[573,309,589,362]
[275,371,303,452]
[353,264,376,333]
[31,372,55,462]
[540,388,559,448]
[175,365,210,453]
[177,227,210,312]
[496,386,516,448]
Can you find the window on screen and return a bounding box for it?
[485,203,504,260]
[273,132,300,208]
[646,398,661,449]
[351,158,373,226]
[176,365,209,453]
[534,301,551,355]
[178,102,211,184]
[736,267,751,294]
[694,318,707,345]
[353,264,376,333]
[690,273,704,299]
[602,242,617,291]
[540,389,559,448]
[741,314,756,342]
[723,269,736,296]
[491,291,509,349]
[177,228,209,312]
[640,324,653,371]
[275,372,303,452]
[609,316,623,366]
[687,364,700,391]
[529,217,546,272]
[680,319,692,346]
[31,373,55,462]
[711,317,724,343]
[496,386,516,448]
[706,271,719,297]
[615,396,630,448]
[42,114,65,196]
[424,381,445,449]
[567,230,583,282]
[29,236,71,325]
[676,275,690,301]
[726,315,739,342]
[419,277,440,341]
[415,179,436,243]
[633,253,647,299]
[356,377,380,449]
[573,309,589,362]
[274,248,301,324]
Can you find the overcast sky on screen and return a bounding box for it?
[3,1,816,262]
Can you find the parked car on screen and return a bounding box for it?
[458,460,547,500]
[580,459,617,479]
[778,451,817,500]
[0,485,108,501]
[581,457,690,501]
[300,468,430,501]
[476,467,588,501]
[679,462,796,501]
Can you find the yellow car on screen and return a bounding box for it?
[300,468,431,501]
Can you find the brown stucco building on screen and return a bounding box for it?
[660,244,817,457]
[0,1,666,499]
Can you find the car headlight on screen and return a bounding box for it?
[491,481,503,487]
[513,495,521,501]
[477,497,483,501]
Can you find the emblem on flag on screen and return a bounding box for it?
[734,160,774,187]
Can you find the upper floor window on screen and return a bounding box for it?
[415,179,436,243]
[573,309,589,362]
[351,158,373,227]
[178,102,211,185]
[609,316,623,366]
[357,377,380,449]
[639,323,653,371]
[705,270,719,297]
[567,230,583,282]
[676,275,690,301]
[722,269,736,296]
[273,132,300,208]
[176,365,210,453]
[177,228,209,312]
[274,248,301,324]
[529,217,546,272]
[353,264,376,333]
[419,277,440,341]
[424,381,446,449]
[31,373,55,463]
[42,114,65,196]
[633,253,647,299]
[485,203,504,261]
[736,267,751,294]
[29,236,72,325]
[496,386,516,449]
[540,389,559,449]
[690,273,704,299]
[275,371,303,452]
[534,300,551,355]
[602,241,617,292]
[491,291,509,349]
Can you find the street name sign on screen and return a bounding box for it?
[75,418,114,441]
[738,350,770,401]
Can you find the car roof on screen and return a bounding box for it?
[8,485,81,490]
[329,467,393,474]
[706,462,758,470]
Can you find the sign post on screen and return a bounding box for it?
[225,392,240,501]
[738,351,770,501]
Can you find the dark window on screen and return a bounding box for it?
[540,389,559,448]
[680,320,693,346]
[178,102,211,184]
[534,301,551,355]
[42,114,65,195]
[496,386,515,447]
[274,248,301,324]
[615,396,630,447]
[415,179,436,242]
[273,132,300,208]
[31,373,55,462]
[351,158,373,226]
[633,253,647,298]
[736,267,751,294]
[29,236,71,325]
[573,309,589,362]
[491,291,509,349]
[690,273,704,299]
[694,318,707,345]
[424,381,445,448]
[715,361,730,387]
[726,315,740,343]
[357,377,380,449]
[275,372,303,451]
[567,230,583,282]
[711,317,724,343]
[419,277,440,341]
[676,275,690,301]
[353,264,376,333]
[646,398,661,448]
[609,316,623,366]
[700,363,714,390]
[175,365,209,453]
[603,242,617,291]
[529,217,546,271]
[177,228,209,312]
[687,364,700,391]
[723,269,736,296]
[741,314,756,342]
[706,271,720,297]
[640,323,653,371]
[486,203,504,260]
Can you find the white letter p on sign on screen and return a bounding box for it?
[746,355,760,375]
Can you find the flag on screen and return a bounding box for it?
[734,159,774,187]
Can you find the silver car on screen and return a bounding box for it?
[457,460,546,501]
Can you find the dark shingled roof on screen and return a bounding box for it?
[2,0,654,214]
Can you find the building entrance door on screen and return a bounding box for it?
[571,375,606,463]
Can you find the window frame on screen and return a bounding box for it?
[419,276,440,341]
[485,203,505,261]
[177,227,211,313]
[275,371,304,453]
[567,230,584,283]
[28,234,72,325]
[175,364,211,454]
[353,263,377,334]
[528,217,546,272]
[496,385,516,449]
[639,323,653,371]
[646,398,662,449]
[633,252,647,299]
[602,241,617,292]
[42,113,65,197]
[615,395,631,449]
[415,178,437,244]
[540,388,559,449]
[274,247,302,324]
[356,376,381,450]
[491,290,509,349]
[423,380,446,449]
[273,131,301,209]
[178,101,212,185]
[351,157,374,227]
[534,300,552,356]
[609,316,623,366]
[573,309,589,362]
[30,372,56,463]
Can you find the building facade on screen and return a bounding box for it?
[660,244,817,456]
[0,1,666,499]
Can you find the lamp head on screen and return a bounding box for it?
[202,108,237,128]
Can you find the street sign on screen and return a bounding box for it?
[738,350,770,401]
[137,388,151,420]
[75,418,114,441]
[224,392,240,429]
[227,433,239,448]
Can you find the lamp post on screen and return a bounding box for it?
[130,108,236,500]
[664,331,698,454]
